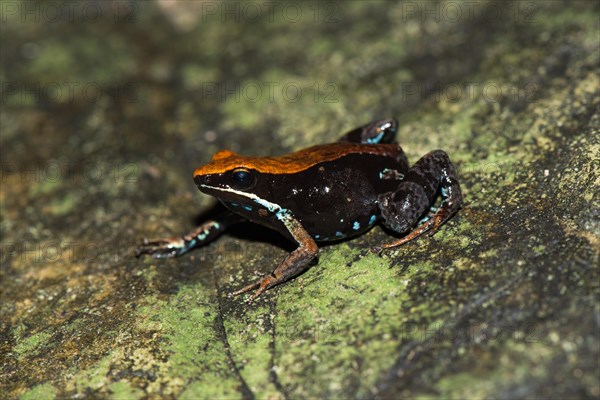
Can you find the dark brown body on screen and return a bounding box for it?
[208,144,409,242]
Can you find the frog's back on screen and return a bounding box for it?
[197,142,405,176]
[263,143,409,241]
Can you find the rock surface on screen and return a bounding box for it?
[1,1,598,398]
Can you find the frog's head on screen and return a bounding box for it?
[193,150,274,210]
[194,150,257,192]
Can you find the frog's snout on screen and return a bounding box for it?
[194,174,210,187]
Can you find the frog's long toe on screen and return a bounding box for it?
[230,279,262,300]
[377,205,455,250]
[370,245,383,255]
[376,218,437,251]
[231,274,278,302]
[135,237,185,258]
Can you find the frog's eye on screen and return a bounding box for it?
[231,168,255,189]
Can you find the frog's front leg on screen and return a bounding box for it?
[231,210,318,302]
[135,212,245,258]
[374,150,463,252]
[339,118,398,144]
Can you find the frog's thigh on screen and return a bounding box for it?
[377,150,463,235]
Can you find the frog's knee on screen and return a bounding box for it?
[377,184,428,233]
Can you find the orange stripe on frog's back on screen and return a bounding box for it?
[194,142,401,176]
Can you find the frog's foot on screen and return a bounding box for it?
[229,275,274,303]
[372,205,450,252]
[135,237,187,258]
[230,237,318,303]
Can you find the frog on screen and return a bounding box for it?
[136,118,463,302]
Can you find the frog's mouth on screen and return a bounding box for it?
[195,183,220,196]
[194,181,233,200]
[193,174,223,195]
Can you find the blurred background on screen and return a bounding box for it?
[1,1,598,398]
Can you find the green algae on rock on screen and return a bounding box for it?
[3,1,599,399]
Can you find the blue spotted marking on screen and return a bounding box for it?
[366,131,385,144]
[196,229,209,241]
[369,214,377,225]
[335,231,344,238]
[439,187,448,206]
[418,215,431,224]
[353,221,360,230]
[419,204,440,224]
[229,202,240,207]
[242,205,253,211]
[379,168,391,179]
[314,234,320,239]
[275,208,290,220]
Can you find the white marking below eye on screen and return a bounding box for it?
[200,184,281,213]
[200,183,298,233]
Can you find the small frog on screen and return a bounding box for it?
[136,119,463,301]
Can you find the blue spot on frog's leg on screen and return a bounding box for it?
[379,168,390,180]
[367,131,385,144]
[439,187,449,206]
[335,231,344,238]
[314,234,321,240]
[369,214,377,225]
[242,205,253,211]
[418,204,440,224]
[353,221,360,230]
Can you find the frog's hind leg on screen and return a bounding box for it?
[374,150,463,252]
[338,118,398,144]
